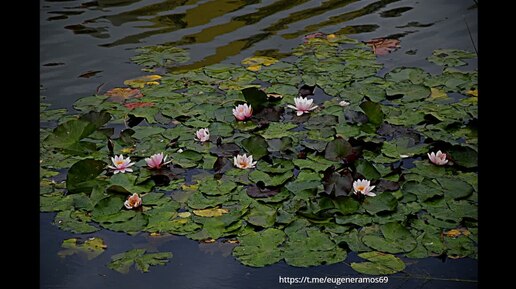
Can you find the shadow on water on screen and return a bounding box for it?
[40,0,478,288]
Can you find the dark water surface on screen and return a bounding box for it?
[40,0,478,288]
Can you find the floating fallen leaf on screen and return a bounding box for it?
[304,32,326,41]
[365,38,401,56]
[78,70,102,78]
[105,87,143,103]
[466,89,478,97]
[241,56,278,72]
[225,239,240,244]
[124,75,162,88]
[193,207,229,217]
[124,102,154,110]
[443,228,471,238]
[150,232,161,237]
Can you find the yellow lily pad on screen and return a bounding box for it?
[193,207,229,217]
[124,75,162,88]
[241,56,278,72]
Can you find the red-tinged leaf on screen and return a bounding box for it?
[105,88,143,102]
[124,102,154,110]
[365,38,401,56]
[304,32,326,41]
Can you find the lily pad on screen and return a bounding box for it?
[283,228,347,267]
[108,248,172,273]
[324,138,353,162]
[233,228,285,267]
[241,135,268,160]
[427,49,476,67]
[362,192,398,214]
[351,251,405,275]
[58,237,106,260]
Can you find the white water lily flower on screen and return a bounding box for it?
[124,193,142,209]
[233,154,257,169]
[352,179,376,197]
[287,96,318,116]
[427,150,448,165]
[232,103,253,121]
[145,152,171,169]
[108,154,135,174]
[339,100,350,107]
[195,128,210,142]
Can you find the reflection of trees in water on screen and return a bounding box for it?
[56,0,413,69]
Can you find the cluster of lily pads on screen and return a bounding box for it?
[40,33,477,275]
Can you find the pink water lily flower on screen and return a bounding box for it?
[108,154,135,174]
[427,150,448,165]
[233,103,253,121]
[124,193,142,209]
[352,179,376,197]
[287,96,318,116]
[145,152,170,169]
[195,128,210,142]
[233,154,257,169]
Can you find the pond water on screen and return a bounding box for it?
[40,0,478,288]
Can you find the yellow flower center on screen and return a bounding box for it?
[356,186,365,191]
[115,160,124,165]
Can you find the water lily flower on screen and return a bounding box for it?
[339,100,350,107]
[145,152,171,169]
[177,149,184,153]
[427,150,448,165]
[124,193,142,209]
[233,154,257,169]
[352,179,376,197]
[233,103,253,121]
[287,96,318,116]
[195,128,210,142]
[108,154,135,174]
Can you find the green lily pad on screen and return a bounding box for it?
[437,177,474,200]
[261,122,298,139]
[324,137,353,161]
[362,192,398,214]
[108,248,173,273]
[427,49,476,67]
[351,251,406,275]
[245,203,277,228]
[283,228,347,267]
[249,170,293,187]
[108,173,154,195]
[40,192,74,212]
[233,228,285,267]
[66,159,106,194]
[402,179,444,202]
[199,179,237,196]
[132,45,189,68]
[386,81,431,102]
[54,210,100,234]
[241,135,268,160]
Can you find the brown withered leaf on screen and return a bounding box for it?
[365,38,401,56]
[105,87,143,102]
